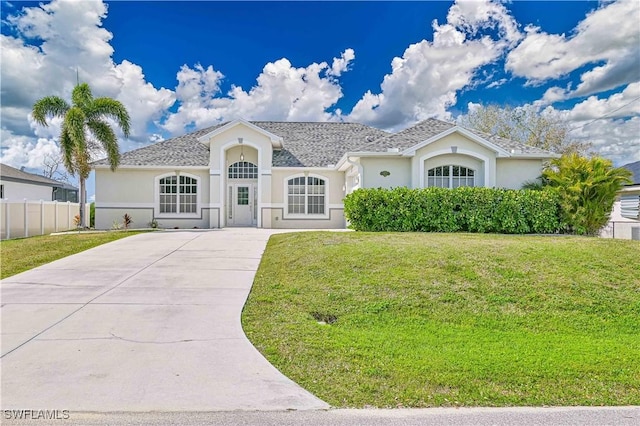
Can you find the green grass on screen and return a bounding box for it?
[242,232,640,407]
[0,231,144,279]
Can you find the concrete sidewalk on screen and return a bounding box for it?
[1,229,329,411]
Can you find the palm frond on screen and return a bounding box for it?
[59,124,76,176]
[87,119,120,170]
[72,83,93,108]
[32,96,70,126]
[90,98,131,138]
[64,107,87,154]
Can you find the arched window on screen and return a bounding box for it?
[159,174,197,214]
[287,176,326,215]
[228,161,258,179]
[427,166,475,188]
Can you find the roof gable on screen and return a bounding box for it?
[197,119,284,149]
[365,118,556,158]
[401,125,511,157]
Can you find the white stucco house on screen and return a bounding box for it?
[93,118,557,229]
[601,161,640,240]
[0,163,78,202]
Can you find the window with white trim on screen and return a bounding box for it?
[427,165,475,188]
[159,175,197,214]
[287,176,326,215]
[228,161,258,179]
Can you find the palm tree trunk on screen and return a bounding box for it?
[79,176,86,228]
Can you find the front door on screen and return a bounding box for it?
[229,184,254,226]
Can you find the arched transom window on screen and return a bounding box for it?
[287,176,326,215]
[159,175,197,214]
[228,161,258,179]
[427,165,475,188]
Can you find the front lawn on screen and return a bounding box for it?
[0,231,145,279]
[242,232,640,407]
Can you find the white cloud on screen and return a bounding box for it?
[328,48,355,77]
[0,128,60,169]
[113,60,175,139]
[486,78,508,89]
[175,63,224,103]
[561,82,640,122]
[506,0,640,98]
[1,0,174,172]
[559,83,640,165]
[445,0,521,46]
[162,51,354,134]
[148,134,165,143]
[347,0,522,130]
[570,116,640,166]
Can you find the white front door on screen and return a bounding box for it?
[230,184,254,226]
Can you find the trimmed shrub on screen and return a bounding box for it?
[89,202,95,228]
[344,187,561,234]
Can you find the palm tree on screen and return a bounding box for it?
[543,153,632,235]
[32,83,131,227]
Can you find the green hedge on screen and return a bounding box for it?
[343,187,561,234]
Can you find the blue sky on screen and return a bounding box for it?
[104,1,596,114]
[1,1,638,199]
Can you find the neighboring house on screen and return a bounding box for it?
[602,161,640,240]
[0,163,78,202]
[621,160,640,184]
[93,118,557,229]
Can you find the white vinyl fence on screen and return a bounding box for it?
[0,200,90,240]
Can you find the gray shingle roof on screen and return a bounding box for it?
[94,125,219,167]
[0,163,71,187]
[368,118,554,155]
[94,118,554,168]
[622,160,640,184]
[253,122,390,167]
[95,121,390,168]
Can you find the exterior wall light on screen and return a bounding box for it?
[238,137,244,161]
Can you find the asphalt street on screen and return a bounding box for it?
[2,407,639,426]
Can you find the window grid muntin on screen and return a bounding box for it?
[427,165,475,189]
[159,174,197,214]
[237,186,249,205]
[287,176,326,215]
[228,161,258,179]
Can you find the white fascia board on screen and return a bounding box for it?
[0,176,61,188]
[401,126,511,157]
[196,118,284,148]
[92,165,209,170]
[507,153,561,159]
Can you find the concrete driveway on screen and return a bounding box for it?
[1,229,329,411]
